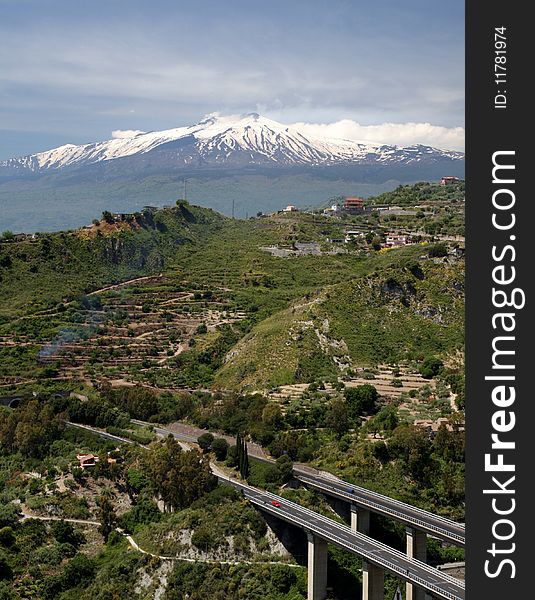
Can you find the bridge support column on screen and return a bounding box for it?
[406,527,429,600]
[362,560,384,600]
[307,533,328,600]
[350,504,370,535]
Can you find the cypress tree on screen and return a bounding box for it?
[236,432,243,475]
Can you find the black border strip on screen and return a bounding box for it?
[466,1,531,596]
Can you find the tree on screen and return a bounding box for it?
[0,506,20,529]
[0,399,65,458]
[236,432,249,479]
[326,398,350,438]
[372,404,399,433]
[101,211,114,224]
[0,528,15,548]
[145,436,216,511]
[389,425,433,482]
[344,385,378,420]
[0,552,12,581]
[275,455,293,483]
[373,441,390,464]
[419,356,443,379]
[96,494,116,542]
[61,553,95,588]
[211,438,229,461]
[197,433,214,453]
[51,520,85,548]
[225,444,238,467]
[262,404,283,429]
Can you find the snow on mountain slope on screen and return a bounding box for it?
[1,113,463,173]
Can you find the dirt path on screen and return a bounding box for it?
[88,275,164,296]
[157,342,188,364]
[122,530,300,567]
[21,512,100,526]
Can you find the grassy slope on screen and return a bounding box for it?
[366,180,465,205]
[215,252,464,390]
[0,204,225,320]
[1,189,464,392]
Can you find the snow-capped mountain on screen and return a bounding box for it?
[1,113,464,233]
[1,113,463,174]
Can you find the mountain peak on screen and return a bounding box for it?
[1,113,464,174]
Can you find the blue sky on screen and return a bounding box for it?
[0,0,465,159]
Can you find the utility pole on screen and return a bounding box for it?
[232,198,235,219]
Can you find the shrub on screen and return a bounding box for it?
[197,433,214,452]
[0,528,14,548]
[191,527,216,551]
[419,356,444,379]
[428,243,448,257]
[211,438,229,461]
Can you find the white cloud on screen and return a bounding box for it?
[289,119,465,151]
[111,129,146,139]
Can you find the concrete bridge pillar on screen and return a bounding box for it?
[405,527,430,600]
[362,560,384,600]
[350,504,370,535]
[307,532,328,600]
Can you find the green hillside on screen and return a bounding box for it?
[0,195,464,393]
[0,203,225,319]
[215,258,464,390]
[366,180,465,206]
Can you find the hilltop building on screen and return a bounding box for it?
[283,205,299,212]
[439,176,460,186]
[343,197,364,214]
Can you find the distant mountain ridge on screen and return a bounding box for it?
[0,113,464,233]
[1,113,463,174]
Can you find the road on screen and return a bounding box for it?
[144,421,465,546]
[66,421,138,445]
[220,475,465,600]
[65,421,464,599]
[293,470,465,546]
[132,419,269,460]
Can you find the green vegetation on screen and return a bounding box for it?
[164,562,307,600]
[0,187,465,597]
[367,180,465,206]
[216,255,463,390]
[0,203,225,319]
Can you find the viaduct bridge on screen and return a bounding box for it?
[67,421,465,600]
[219,475,465,600]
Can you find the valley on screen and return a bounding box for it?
[0,182,465,600]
